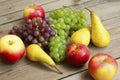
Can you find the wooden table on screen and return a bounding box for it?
[0,0,120,80]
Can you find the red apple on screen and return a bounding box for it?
[0,35,25,64]
[88,53,118,80]
[23,4,45,19]
[66,43,90,67]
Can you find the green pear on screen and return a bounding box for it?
[86,8,110,47]
[26,44,62,74]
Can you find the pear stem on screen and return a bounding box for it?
[54,66,63,74]
[84,8,92,13]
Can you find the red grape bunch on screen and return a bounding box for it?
[9,17,56,48]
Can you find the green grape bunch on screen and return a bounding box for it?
[48,7,88,62]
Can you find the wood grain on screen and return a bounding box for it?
[0,0,91,25]
[0,0,120,80]
[60,59,120,80]
[0,0,56,16]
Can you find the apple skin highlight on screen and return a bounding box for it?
[23,4,45,19]
[88,53,118,80]
[66,43,90,67]
[0,35,25,64]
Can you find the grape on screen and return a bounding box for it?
[8,17,56,49]
[33,30,40,37]
[50,30,56,36]
[38,36,44,42]
[38,43,42,47]
[42,40,48,46]
[47,19,52,25]
[57,10,64,17]
[60,23,66,30]
[32,22,38,28]
[44,17,51,24]
[32,38,38,43]
[42,20,47,27]
[27,35,34,42]
[55,23,61,29]
[40,27,45,33]
[43,32,50,38]
[23,31,28,37]
[9,29,15,34]
[49,35,67,62]
[58,18,64,24]
[12,26,18,31]
[54,55,60,62]
[27,24,33,30]
[48,8,88,62]
[25,18,32,24]
[65,18,71,24]
[44,26,52,31]
[17,29,23,34]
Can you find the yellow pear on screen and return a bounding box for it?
[26,44,62,74]
[70,26,91,46]
[86,8,110,47]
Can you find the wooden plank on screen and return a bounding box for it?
[0,0,56,16]
[0,0,7,3]
[0,37,120,80]
[0,0,120,26]
[0,0,91,16]
[0,13,120,36]
[70,0,120,26]
[0,0,92,25]
[85,0,120,20]
[0,16,120,80]
[0,1,120,80]
[0,59,89,80]
[42,0,91,12]
[60,58,120,80]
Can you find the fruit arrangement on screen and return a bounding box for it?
[0,4,118,79]
[26,44,62,74]
[9,17,55,49]
[48,7,88,62]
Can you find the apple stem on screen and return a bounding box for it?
[54,66,63,74]
[9,40,13,45]
[33,4,37,8]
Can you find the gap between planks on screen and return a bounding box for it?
[58,57,120,80]
[0,0,99,26]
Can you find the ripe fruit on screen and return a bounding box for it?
[70,26,91,46]
[66,43,90,67]
[86,8,110,47]
[26,44,62,74]
[88,53,118,80]
[49,8,88,63]
[8,17,56,49]
[0,35,25,64]
[23,4,45,19]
